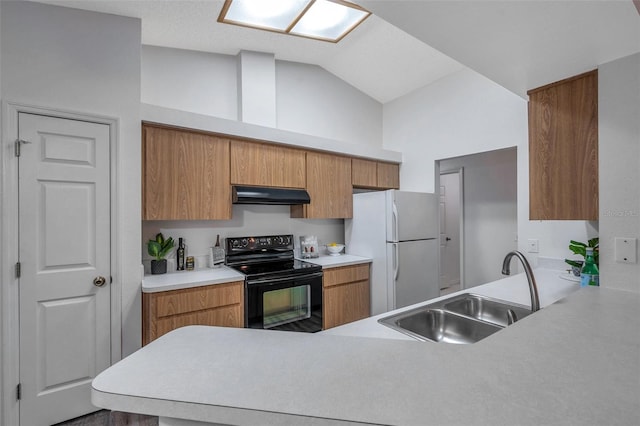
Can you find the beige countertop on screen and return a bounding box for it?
[142,255,371,293]
[296,253,372,269]
[94,269,640,426]
[141,266,245,293]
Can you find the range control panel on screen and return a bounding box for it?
[226,234,293,252]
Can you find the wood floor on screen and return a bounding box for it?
[53,410,158,426]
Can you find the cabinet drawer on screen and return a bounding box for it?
[154,281,243,318]
[323,264,370,288]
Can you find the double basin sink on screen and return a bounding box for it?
[378,293,533,344]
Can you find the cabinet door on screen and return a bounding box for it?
[352,158,377,188]
[230,140,306,188]
[528,70,598,220]
[377,162,400,189]
[353,159,400,190]
[142,281,244,345]
[323,264,370,330]
[292,152,353,219]
[143,125,231,220]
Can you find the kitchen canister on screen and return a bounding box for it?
[300,235,319,258]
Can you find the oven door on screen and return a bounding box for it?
[246,271,323,333]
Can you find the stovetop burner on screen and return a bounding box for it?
[225,234,321,280]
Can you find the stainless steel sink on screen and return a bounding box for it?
[378,293,536,344]
[379,308,502,344]
[442,294,532,328]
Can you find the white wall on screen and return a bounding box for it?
[598,53,640,293]
[142,45,237,120]
[440,148,518,288]
[276,60,382,147]
[1,1,142,357]
[383,68,593,265]
[142,205,344,273]
[141,46,383,147]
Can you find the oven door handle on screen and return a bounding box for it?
[247,271,323,285]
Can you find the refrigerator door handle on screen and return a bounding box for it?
[393,243,399,281]
[392,202,399,242]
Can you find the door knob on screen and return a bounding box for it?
[93,276,107,287]
[446,237,452,241]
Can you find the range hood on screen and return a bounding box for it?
[232,186,311,205]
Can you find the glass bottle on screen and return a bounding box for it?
[580,247,599,287]
[177,237,185,271]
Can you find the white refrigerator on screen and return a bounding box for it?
[345,190,440,316]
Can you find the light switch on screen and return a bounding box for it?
[615,237,637,264]
[527,239,539,253]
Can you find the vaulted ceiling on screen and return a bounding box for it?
[32,0,640,102]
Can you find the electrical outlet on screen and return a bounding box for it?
[615,237,637,263]
[527,239,539,253]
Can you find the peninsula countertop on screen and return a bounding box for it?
[94,270,640,426]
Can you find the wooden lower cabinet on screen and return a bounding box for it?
[142,281,244,345]
[322,264,371,330]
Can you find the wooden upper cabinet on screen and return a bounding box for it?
[377,162,400,190]
[528,70,598,220]
[230,140,306,189]
[352,158,400,190]
[352,158,377,188]
[142,124,232,220]
[291,152,353,219]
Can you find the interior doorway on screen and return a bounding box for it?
[439,169,463,295]
[437,147,518,291]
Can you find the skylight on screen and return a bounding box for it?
[218,0,371,43]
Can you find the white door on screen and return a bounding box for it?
[18,113,111,425]
[439,172,461,290]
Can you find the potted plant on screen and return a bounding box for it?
[147,233,175,274]
[565,237,599,276]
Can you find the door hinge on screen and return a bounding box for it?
[15,262,21,278]
[14,139,32,157]
[16,383,21,400]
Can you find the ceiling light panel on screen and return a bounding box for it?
[222,0,311,31]
[291,0,370,41]
[218,0,371,43]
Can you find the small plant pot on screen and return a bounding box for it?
[150,259,167,275]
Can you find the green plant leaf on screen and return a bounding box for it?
[569,240,587,247]
[158,237,175,259]
[155,233,164,245]
[565,259,583,268]
[147,240,161,259]
[569,245,586,256]
[588,237,599,247]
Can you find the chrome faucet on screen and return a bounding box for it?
[501,251,541,312]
